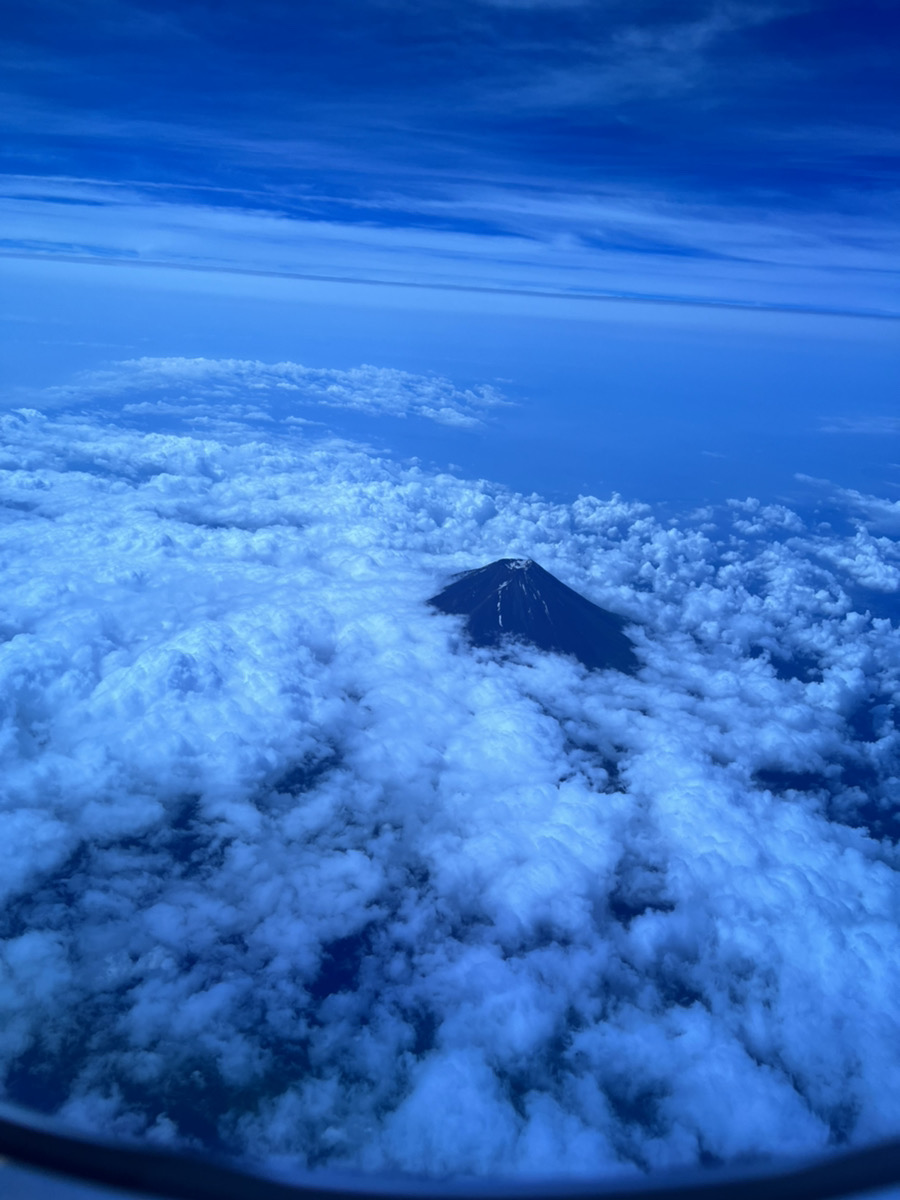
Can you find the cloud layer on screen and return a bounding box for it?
[1,397,900,1181]
[42,356,510,430]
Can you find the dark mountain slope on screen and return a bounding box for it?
[429,558,638,674]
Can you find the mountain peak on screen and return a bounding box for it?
[429,558,637,673]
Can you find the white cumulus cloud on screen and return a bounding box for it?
[40,356,511,430]
[0,393,899,1183]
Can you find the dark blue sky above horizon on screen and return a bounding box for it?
[6,1,899,187]
[3,0,898,280]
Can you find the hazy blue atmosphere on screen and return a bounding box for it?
[1,0,900,1190]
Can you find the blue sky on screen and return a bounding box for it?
[1,0,899,511]
[2,0,898,313]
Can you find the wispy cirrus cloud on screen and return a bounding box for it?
[2,173,897,317]
[820,416,900,435]
[483,1,804,109]
[2,0,896,319]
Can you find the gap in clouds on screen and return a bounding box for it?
[0,383,899,1179]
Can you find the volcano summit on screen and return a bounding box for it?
[429,558,638,673]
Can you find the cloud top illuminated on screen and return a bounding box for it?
[1,391,899,1180]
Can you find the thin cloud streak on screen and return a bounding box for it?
[820,417,900,434]
[2,172,898,318]
[481,1,804,110]
[3,250,897,323]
